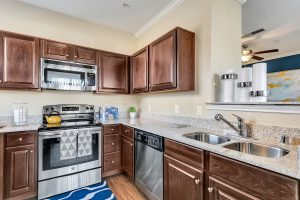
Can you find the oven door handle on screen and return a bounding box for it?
[39,133,62,137]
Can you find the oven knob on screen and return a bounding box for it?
[50,107,54,111]
[86,107,89,110]
[45,108,49,112]
[90,107,93,110]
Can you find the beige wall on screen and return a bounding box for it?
[136,0,300,128]
[0,0,138,116]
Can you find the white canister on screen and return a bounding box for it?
[220,72,238,103]
[251,63,267,102]
[236,67,253,102]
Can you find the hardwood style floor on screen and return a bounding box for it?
[106,175,147,200]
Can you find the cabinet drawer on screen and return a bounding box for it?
[103,125,120,135]
[122,125,134,139]
[104,134,121,153]
[165,139,204,169]
[6,131,35,147]
[210,153,299,200]
[104,152,121,172]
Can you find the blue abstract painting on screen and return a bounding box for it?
[267,69,300,102]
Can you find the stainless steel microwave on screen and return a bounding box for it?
[41,58,97,91]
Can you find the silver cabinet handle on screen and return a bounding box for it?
[111,160,114,164]
[30,150,33,153]
[208,187,214,193]
[125,130,129,133]
[111,143,115,146]
[18,137,23,142]
[0,80,2,84]
[111,128,114,131]
[194,179,200,185]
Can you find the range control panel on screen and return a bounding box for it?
[135,129,164,152]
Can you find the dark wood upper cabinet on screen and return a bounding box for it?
[149,27,195,92]
[98,51,129,93]
[41,40,96,65]
[74,46,96,65]
[41,40,70,61]
[0,32,39,89]
[130,47,149,93]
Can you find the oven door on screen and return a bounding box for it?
[38,127,101,181]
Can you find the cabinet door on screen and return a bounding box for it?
[5,145,36,199]
[122,136,134,179]
[41,40,70,61]
[131,47,149,93]
[98,51,129,93]
[74,46,96,65]
[149,30,177,91]
[0,32,39,89]
[208,177,259,200]
[164,155,203,200]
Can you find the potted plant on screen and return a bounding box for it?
[129,106,137,119]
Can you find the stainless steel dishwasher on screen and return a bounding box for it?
[135,129,164,200]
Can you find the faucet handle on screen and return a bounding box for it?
[232,114,244,122]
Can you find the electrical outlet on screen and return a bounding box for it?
[174,105,179,114]
[197,106,202,115]
[148,104,152,112]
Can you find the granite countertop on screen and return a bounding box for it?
[0,124,40,133]
[101,118,300,180]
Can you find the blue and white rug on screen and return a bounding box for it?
[46,181,116,200]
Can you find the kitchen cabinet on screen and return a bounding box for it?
[3,131,37,200]
[102,124,123,177]
[209,153,299,200]
[0,32,39,89]
[98,51,129,93]
[41,40,96,65]
[208,176,258,200]
[121,126,134,180]
[149,27,195,92]
[130,47,149,93]
[164,139,204,200]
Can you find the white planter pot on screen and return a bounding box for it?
[130,112,137,119]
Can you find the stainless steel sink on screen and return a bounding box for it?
[224,142,289,158]
[183,132,231,145]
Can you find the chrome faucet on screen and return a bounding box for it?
[214,114,252,138]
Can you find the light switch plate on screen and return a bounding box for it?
[148,104,152,112]
[174,105,179,114]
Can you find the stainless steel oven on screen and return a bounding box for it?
[38,104,102,199]
[41,58,97,91]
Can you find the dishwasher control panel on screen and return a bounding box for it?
[135,130,164,151]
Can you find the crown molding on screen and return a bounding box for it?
[134,0,186,37]
[237,0,247,5]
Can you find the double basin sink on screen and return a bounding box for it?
[183,132,289,158]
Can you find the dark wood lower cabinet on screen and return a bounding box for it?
[5,145,36,200]
[164,155,203,200]
[208,176,259,200]
[122,136,134,179]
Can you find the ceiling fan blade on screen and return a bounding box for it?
[254,49,279,54]
[242,28,265,38]
[252,55,264,61]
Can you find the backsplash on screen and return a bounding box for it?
[139,112,300,145]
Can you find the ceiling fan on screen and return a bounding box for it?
[241,28,279,62]
[241,44,279,62]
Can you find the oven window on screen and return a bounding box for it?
[42,134,99,171]
[44,68,85,86]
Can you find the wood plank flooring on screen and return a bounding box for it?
[105,174,147,200]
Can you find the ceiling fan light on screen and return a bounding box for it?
[241,55,252,62]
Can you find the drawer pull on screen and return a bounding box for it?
[194,179,200,185]
[111,129,114,131]
[0,80,2,84]
[208,187,214,193]
[74,55,78,59]
[18,137,23,142]
[111,160,114,164]
[125,130,129,133]
[30,150,33,153]
[111,143,115,146]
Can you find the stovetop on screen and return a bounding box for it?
[38,121,101,132]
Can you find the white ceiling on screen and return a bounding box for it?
[242,0,300,59]
[18,0,184,37]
